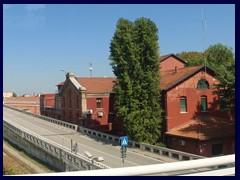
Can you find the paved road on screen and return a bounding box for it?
[3,107,178,169]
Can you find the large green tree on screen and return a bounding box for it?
[109,17,162,144]
[205,44,235,117]
[176,51,204,66]
[204,43,235,72]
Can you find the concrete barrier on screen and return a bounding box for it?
[3,120,110,171]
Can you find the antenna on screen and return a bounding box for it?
[201,10,207,74]
[89,62,93,77]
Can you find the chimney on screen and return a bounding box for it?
[66,72,75,79]
[175,66,178,73]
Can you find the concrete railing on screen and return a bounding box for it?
[4,105,78,131]
[78,126,204,161]
[28,154,235,176]
[4,100,39,104]
[3,120,110,170]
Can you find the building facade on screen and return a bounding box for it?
[40,72,115,132]
[4,96,40,114]
[160,65,234,156]
[40,94,56,117]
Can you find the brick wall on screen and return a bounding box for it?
[160,56,185,71]
[165,70,229,130]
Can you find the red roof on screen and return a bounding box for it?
[5,96,40,102]
[57,65,215,94]
[76,77,116,93]
[58,77,116,94]
[160,65,204,90]
[165,116,235,140]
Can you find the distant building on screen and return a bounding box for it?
[4,96,40,114]
[3,92,13,98]
[22,94,31,97]
[40,94,56,117]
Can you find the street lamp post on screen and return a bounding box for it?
[61,69,67,75]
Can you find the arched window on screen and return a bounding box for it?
[180,96,187,113]
[197,79,210,90]
[200,96,208,112]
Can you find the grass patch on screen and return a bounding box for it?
[3,139,57,174]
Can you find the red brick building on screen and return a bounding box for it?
[40,94,56,117]
[40,72,115,131]
[160,65,234,156]
[40,54,234,156]
[4,96,40,114]
[159,53,186,71]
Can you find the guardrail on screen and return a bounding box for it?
[4,105,78,131]
[3,119,110,170]
[27,154,235,176]
[4,105,204,161]
[78,126,205,160]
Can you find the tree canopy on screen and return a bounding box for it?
[109,17,162,144]
[206,44,235,118]
[176,51,204,66]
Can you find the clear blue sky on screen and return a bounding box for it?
[3,4,235,96]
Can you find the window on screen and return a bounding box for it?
[180,97,187,113]
[200,96,207,112]
[197,79,210,90]
[212,143,223,156]
[96,98,102,108]
[219,97,227,110]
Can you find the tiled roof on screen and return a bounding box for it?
[57,65,215,94]
[76,77,116,93]
[165,116,235,140]
[5,96,40,102]
[160,65,204,90]
[58,77,116,94]
[57,81,64,86]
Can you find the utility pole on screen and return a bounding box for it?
[89,62,93,77]
[201,10,207,75]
